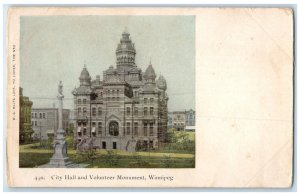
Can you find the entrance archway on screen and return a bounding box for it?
[109,121,119,136]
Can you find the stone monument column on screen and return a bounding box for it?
[39,81,84,168]
[56,81,65,141]
[42,81,70,167]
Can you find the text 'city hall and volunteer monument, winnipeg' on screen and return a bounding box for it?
[72,29,169,152]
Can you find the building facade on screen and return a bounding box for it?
[172,111,186,131]
[19,87,33,144]
[31,108,70,140]
[72,30,168,151]
[168,109,195,131]
[185,109,195,126]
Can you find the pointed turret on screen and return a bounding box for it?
[79,64,91,86]
[157,75,167,91]
[144,62,156,82]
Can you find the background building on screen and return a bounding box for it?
[19,87,33,144]
[172,111,186,131]
[185,109,196,131]
[72,30,168,151]
[31,108,70,140]
[168,109,195,131]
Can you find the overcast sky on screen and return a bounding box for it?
[20,16,195,112]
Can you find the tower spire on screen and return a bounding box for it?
[123,26,128,34]
[116,29,136,68]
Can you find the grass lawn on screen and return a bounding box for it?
[19,143,195,168]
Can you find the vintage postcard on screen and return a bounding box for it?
[6,7,294,187]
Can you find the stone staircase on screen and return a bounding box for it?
[77,137,94,151]
[126,139,137,152]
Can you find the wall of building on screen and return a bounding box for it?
[19,87,33,144]
[32,108,70,140]
[168,109,195,131]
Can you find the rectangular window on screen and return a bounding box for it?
[32,113,34,118]
[126,107,131,116]
[150,123,154,136]
[158,123,161,133]
[134,122,138,136]
[126,122,131,135]
[150,98,154,104]
[92,107,96,116]
[35,121,37,126]
[144,123,148,136]
[98,107,102,116]
[39,113,42,118]
[98,122,102,135]
[134,107,138,116]
[77,99,81,104]
[83,107,87,114]
[77,108,81,115]
[102,141,106,149]
[150,107,154,115]
[83,99,87,104]
[144,98,147,104]
[113,142,117,149]
[43,113,46,118]
[144,107,148,116]
[35,113,37,118]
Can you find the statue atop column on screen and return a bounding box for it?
[58,80,64,98]
[39,81,85,168]
[40,81,74,167]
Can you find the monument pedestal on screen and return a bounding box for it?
[45,129,72,167]
[39,81,88,168]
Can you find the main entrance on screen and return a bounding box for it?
[109,121,119,136]
[113,142,117,149]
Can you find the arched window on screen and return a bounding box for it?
[109,121,119,136]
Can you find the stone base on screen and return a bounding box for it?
[39,160,89,168]
[39,156,89,168]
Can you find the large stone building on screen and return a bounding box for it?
[72,30,168,151]
[19,87,33,144]
[31,108,70,140]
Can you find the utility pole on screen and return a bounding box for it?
[39,121,42,146]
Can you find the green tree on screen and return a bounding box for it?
[68,123,74,135]
[165,129,177,143]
